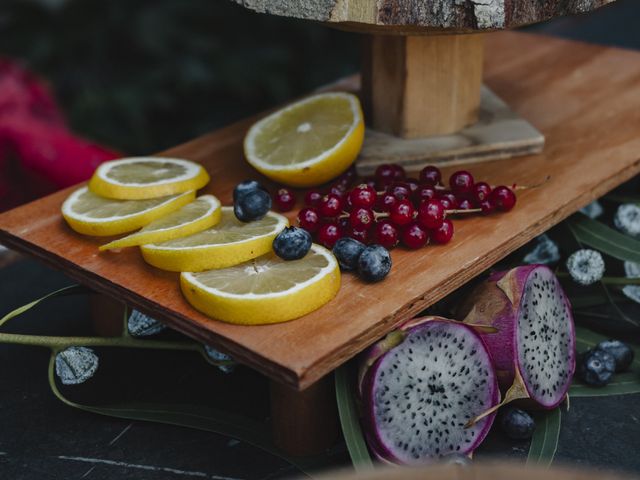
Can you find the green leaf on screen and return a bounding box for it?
[526,408,561,467]
[0,285,89,327]
[604,194,640,204]
[567,215,640,263]
[47,354,328,476]
[335,366,374,472]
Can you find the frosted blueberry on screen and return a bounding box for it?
[499,407,536,440]
[566,249,605,286]
[596,339,634,373]
[204,345,235,374]
[127,309,167,337]
[614,204,640,238]
[272,227,312,260]
[580,201,603,219]
[523,234,560,265]
[578,349,615,387]
[357,245,391,282]
[332,237,366,271]
[55,346,99,385]
[234,189,271,222]
[622,261,640,304]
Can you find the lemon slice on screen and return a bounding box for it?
[89,157,210,200]
[181,244,340,325]
[140,207,288,272]
[244,92,364,187]
[62,187,195,237]
[99,195,222,251]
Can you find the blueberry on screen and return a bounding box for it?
[499,407,535,440]
[272,227,312,260]
[234,188,272,222]
[596,340,634,372]
[578,349,616,387]
[332,238,366,271]
[233,180,266,202]
[357,244,391,282]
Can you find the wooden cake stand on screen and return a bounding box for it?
[2,4,639,457]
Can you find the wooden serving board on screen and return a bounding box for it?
[2,32,640,390]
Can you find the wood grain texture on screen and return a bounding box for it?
[233,0,616,33]
[2,33,640,391]
[363,34,483,137]
[357,85,544,174]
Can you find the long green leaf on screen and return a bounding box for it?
[47,354,332,476]
[0,284,89,327]
[526,408,561,467]
[604,194,640,204]
[568,215,640,263]
[334,366,374,472]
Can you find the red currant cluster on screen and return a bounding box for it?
[273,163,516,250]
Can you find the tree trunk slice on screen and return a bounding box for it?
[233,0,616,33]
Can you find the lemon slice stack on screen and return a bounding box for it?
[61,156,339,325]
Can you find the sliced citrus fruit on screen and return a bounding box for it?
[99,195,222,251]
[140,207,288,272]
[62,187,195,236]
[89,157,210,200]
[244,92,364,187]
[180,244,340,325]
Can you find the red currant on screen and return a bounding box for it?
[414,184,437,203]
[479,199,495,215]
[376,192,398,212]
[388,182,411,200]
[328,183,347,198]
[438,192,459,210]
[317,222,342,248]
[304,189,323,207]
[297,207,320,233]
[350,207,375,230]
[273,188,295,212]
[431,219,454,244]
[417,199,445,229]
[374,221,399,249]
[419,165,442,186]
[375,164,396,185]
[402,222,428,249]
[335,165,357,188]
[449,170,475,196]
[390,199,415,227]
[347,226,370,244]
[349,184,377,208]
[390,164,406,181]
[363,177,377,190]
[338,216,350,233]
[458,198,473,210]
[489,185,517,212]
[472,182,492,204]
[319,193,343,218]
[405,178,419,195]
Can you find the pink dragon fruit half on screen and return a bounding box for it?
[461,264,576,411]
[358,317,500,465]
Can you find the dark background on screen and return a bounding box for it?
[1,0,640,479]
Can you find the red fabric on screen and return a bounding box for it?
[0,58,119,211]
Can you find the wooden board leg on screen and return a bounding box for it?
[270,375,339,456]
[362,33,484,138]
[89,293,125,337]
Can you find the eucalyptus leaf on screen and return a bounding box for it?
[526,408,561,467]
[568,215,640,263]
[335,366,374,472]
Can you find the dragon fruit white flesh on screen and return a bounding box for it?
[359,317,500,465]
[461,264,575,420]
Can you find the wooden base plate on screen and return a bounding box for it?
[357,86,545,175]
[1,32,640,391]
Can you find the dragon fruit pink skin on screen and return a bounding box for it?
[359,317,500,465]
[461,264,576,410]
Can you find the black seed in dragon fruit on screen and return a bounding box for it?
[358,317,500,465]
[460,264,575,417]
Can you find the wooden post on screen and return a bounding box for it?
[89,293,125,337]
[362,33,484,138]
[270,375,339,456]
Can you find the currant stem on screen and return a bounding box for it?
[446,208,482,215]
[374,212,389,220]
